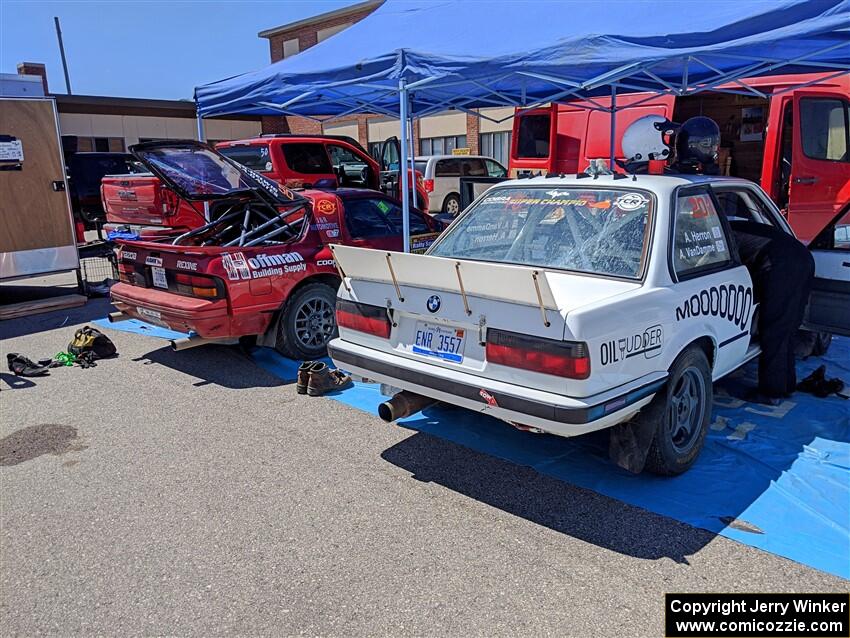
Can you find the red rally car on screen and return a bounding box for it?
[109,140,442,359]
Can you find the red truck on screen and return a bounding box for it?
[102,134,429,239]
[109,140,442,359]
[509,72,850,243]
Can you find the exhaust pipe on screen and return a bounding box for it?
[169,335,232,351]
[378,391,436,422]
[107,311,130,323]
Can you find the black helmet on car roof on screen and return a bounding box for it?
[675,116,720,166]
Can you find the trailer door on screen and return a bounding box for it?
[0,97,77,279]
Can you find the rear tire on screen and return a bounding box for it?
[442,193,461,216]
[644,346,712,476]
[275,282,338,360]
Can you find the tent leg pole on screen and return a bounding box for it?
[196,107,210,221]
[609,85,617,170]
[407,102,418,211]
[399,79,410,253]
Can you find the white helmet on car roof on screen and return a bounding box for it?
[622,115,675,163]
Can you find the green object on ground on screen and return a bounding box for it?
[54,352,76,366]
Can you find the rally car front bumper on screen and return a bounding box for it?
[328,338,668,437]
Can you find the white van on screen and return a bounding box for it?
[415,155,507,215]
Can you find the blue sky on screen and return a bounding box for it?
[0,0,357,99]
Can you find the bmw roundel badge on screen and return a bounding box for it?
[426,295,441,313]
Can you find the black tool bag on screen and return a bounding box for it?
[68,326,117,360]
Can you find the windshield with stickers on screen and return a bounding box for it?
[428,187,653,279]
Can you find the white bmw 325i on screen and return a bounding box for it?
[328,174,850,475]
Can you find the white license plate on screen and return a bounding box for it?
[411,322,465,363]
[151,266,168,289]
[136,306,162,321]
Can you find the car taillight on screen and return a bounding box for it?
[336,299,391,338]
[173,272,222,299]
[486,329,590,379]
[423,179,434,193]
[117,261,131,283]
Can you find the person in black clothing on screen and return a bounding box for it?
[730,220,815,399]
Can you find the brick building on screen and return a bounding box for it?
[258,0,514,164]
[7,62,262,154]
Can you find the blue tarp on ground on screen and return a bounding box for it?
[256,338,850,580]
[94,318,190,342]
[99,316,850,579]
[195,0,850,117]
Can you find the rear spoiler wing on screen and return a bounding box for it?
[329,244,557,327]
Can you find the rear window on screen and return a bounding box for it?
[429,186,653,279]
[281,143,333,174]
[414,160,428,174]
[219,144,272,171]
[516,114,551,158]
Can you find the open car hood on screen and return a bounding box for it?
[129,139,305,207]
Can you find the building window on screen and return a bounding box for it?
[64,136,125,153]
[479,131,512,165]
[282,38,299,58]
[420,135,467,156]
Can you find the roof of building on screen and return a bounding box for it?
[258,0,383,39]
[52,93,259,120]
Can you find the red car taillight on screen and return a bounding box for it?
[336,299,391,338]
[117,261,132,283]
[486,329,590,379]
[423,179,434,193]
[173,272,222,299]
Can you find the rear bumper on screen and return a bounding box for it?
[328,338,667,437]
[110,282,230,337]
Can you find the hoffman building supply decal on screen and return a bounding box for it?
[222,251,305,280]
[675,284,753,330]
[600,324,664,366]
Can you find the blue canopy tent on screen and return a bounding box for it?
[195,0,850,250]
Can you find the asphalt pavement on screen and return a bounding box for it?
[1,299,846,636]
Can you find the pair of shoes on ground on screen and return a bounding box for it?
[7,353,50,377]
[297,361,352,396]
[797,365,846,399]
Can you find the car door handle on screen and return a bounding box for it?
[793,176,818,185]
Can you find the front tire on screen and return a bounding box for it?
[275,282,338,360]
[643,346,712,476]
[442,193,461,216]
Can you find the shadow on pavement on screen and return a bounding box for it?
[138,343,288,389]
[381,428,713,564]
[0,298,113,341]
[0,373,38,390]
